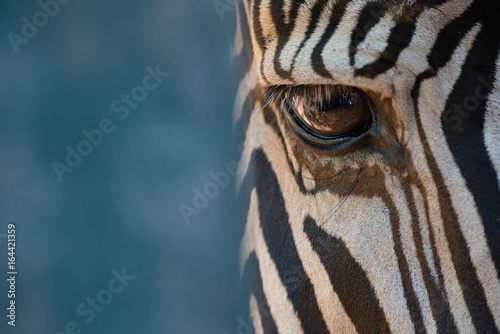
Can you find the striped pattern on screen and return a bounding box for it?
[233,0,500,333]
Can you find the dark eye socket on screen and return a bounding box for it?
[265,85,373,145]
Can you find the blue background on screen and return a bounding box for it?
[0,0,244,333]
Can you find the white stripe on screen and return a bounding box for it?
[233,60,257,129]
[278,0,319,73]
[259,0,295,84]
[354,12,396,69]
[411,184,440,286]
[484,53,500,194]
[236,100,263,194]
[386,176,437,333]
[247,189,305,334]
[289,2,332,84]
[249,294,264,334]
[396,0,474,76]
[483,52,500,330]
[282,0,293,26]
[320,0,368,80]
[231,0,244,60]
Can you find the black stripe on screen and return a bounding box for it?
[419,181,462,332]
[402,179,458,333]
[355,18,417,78]
[426,6,475,72]
[413,69,499,333]
[416,0,500,283]
[233,87,257,145]
[440,1,500,280]
[258,100,312,194]
[250,148,330,333]
[251,0,269,83]
[288,0,329,75]
[385,194,427,334]
[311,0,351,78]
[422,0,500,330]
[270,0,307,80]
[303,216,391,334]
[242,252,279,334]
[251,0,266,53]
[349,2,388,66]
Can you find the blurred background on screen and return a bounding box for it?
[0,0,244,333]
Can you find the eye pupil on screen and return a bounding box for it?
[315,94,352,111]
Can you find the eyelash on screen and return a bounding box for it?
[263,85,354,109]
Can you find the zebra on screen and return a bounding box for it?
[232,0,500,333]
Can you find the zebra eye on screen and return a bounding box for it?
[266,85,374,145]
[292,87,372,139]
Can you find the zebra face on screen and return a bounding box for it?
[234,0,500,333]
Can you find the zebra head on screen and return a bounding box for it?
[233,0,500,333]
